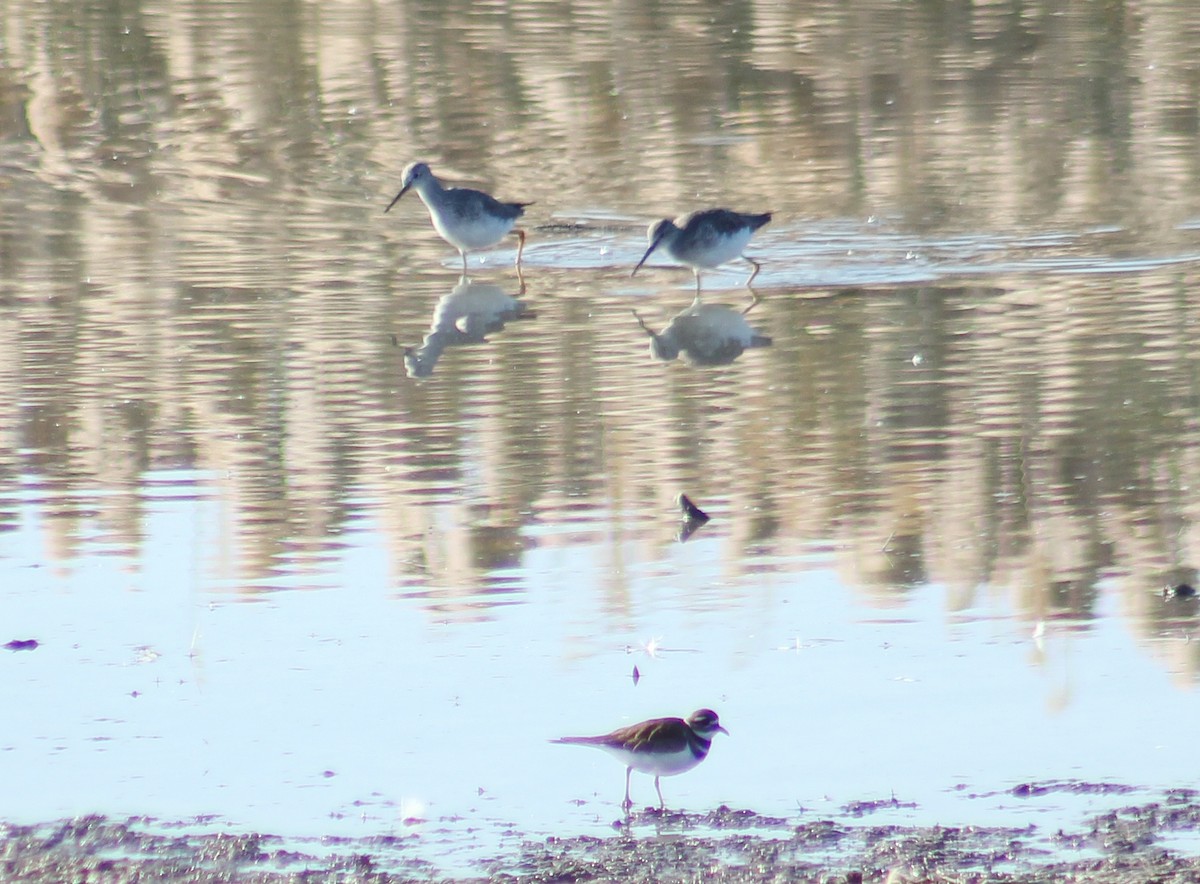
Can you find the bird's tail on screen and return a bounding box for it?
[549,735,606,745]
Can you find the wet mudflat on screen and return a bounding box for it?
[5,789,1200,883]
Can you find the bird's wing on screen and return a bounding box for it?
[609,718,690,753]
[450,187,527,221]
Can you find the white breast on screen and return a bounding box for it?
[599,743,705,777]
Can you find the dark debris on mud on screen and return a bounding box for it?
[3,795,1200,883]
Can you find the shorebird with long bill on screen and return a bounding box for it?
[385,162,529,273]
[632,208,771,292]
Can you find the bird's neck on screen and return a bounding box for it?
[413,176,444,200]
[687,732,713,759]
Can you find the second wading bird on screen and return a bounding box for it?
[385,162,529,273]
[632,208,771,292]
[552,709,728,810]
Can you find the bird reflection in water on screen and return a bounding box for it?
[402,277,535,378]
[632,294,772,366]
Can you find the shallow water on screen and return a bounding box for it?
[2,0,1200,876]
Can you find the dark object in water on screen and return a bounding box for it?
[1164,583,1197,600]
[632,665,641,686]
[676,493,711,543]
[677,494,709,522]
[4,639,38,651]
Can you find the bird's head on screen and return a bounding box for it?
[688,708,729,739]
[631,218,675,277]
[385,161,433,213]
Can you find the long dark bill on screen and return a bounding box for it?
[632,309,655,336]
[383,182,412,214]
[631,234,665,277]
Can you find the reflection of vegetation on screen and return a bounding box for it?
[4,0,1198,227]
[0,1,1198,675]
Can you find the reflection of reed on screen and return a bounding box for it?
[5,1,1199,230]
[1,1,1200,677]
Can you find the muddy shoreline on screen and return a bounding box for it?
[4,790,1200,883]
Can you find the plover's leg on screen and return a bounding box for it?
[622,767,633,809]
[743,255,762,287]
[514,228,527,269]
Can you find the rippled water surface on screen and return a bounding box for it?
[2,0,1200,873]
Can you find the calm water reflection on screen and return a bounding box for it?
[633,294,772,365]
[2,0,1200,864]
[401,277,534,378]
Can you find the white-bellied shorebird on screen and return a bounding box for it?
[385,162,528,272]
[551,709,728,810]
[632,209,771,292]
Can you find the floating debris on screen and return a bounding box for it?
[3,639,38,651]
[677,493,709,522]
[1164,583,1197,600]
[676,493,711,542]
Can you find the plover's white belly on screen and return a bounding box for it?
[431,211,514,251]
[683,306,755,341]
[601,744,703,777]
[674,227,753,269]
